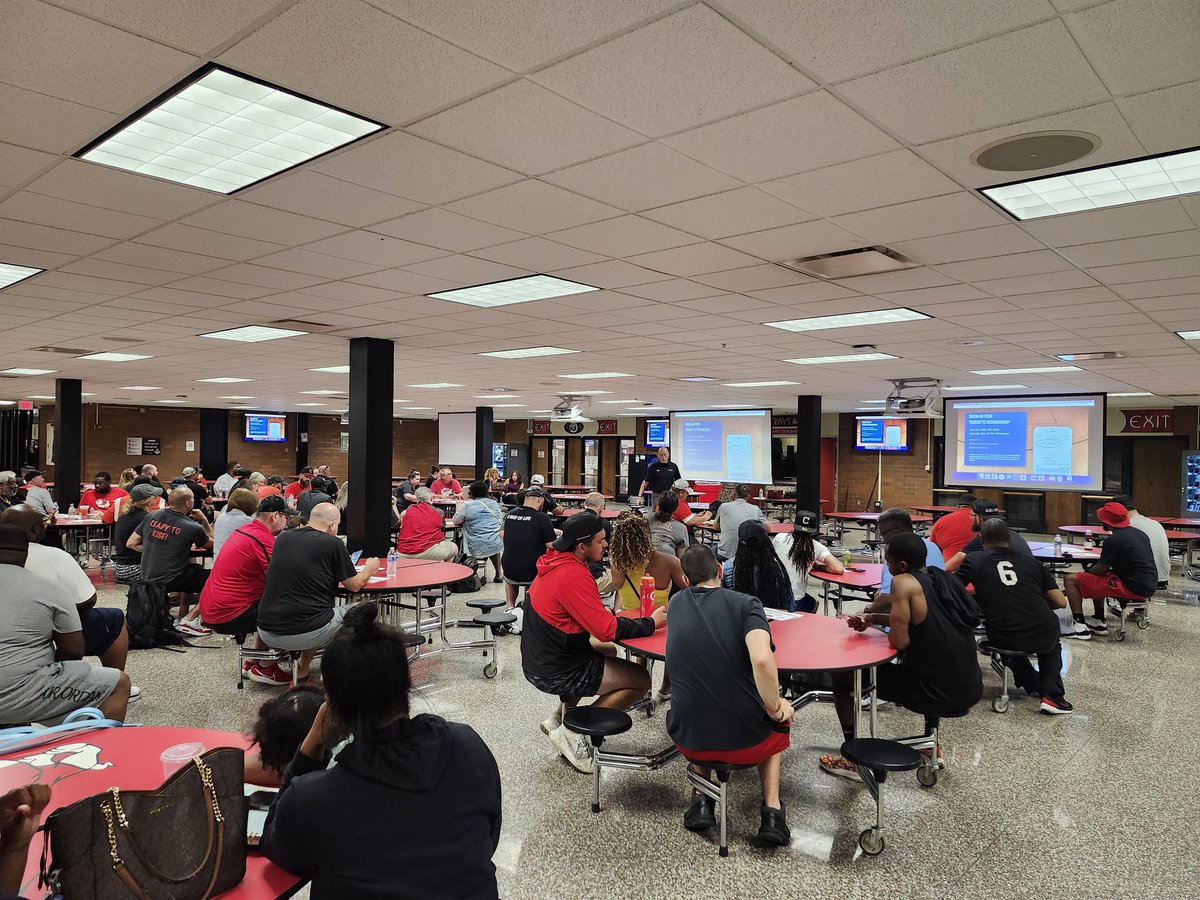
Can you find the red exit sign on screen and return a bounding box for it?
[17,400,33,410]
[1121,408,1173,433]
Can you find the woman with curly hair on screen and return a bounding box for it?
[245,684,324,786]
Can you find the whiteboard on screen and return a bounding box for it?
[438,412,476,467]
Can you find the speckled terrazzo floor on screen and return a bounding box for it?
[86,534,1200,899]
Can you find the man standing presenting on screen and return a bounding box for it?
[1064,501,1157,636]
[929,494,976,560]
[637,447,681,512]
[78,472,128,524]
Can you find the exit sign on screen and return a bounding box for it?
[18,400,33,410]
[1120,408,1173,434]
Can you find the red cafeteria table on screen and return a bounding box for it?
[809,563,885,616]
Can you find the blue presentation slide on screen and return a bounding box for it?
[964,411,1027,467]
[726,433,752,481]
[683,420,722,470]
[859,418,885,445]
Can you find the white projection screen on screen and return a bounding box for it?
[942,393,1107,492]
[438,412,476,467]
[669,409,773,483]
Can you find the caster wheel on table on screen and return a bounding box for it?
[858,828,884,856]
[991,695,1009,713]
[483,662,497,679]
[917,764,938,788]
[1115,630,1127,642]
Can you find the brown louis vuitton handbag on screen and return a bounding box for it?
[42,747,247,899]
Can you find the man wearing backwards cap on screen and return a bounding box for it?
[943,499,1031,574]
[521,513,667,774]
[671,478,712,526]
[1063,501,1157,636]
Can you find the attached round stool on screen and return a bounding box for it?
[978,641,1030,713]
[840,738,923,856]
[563,707,633,813]
[466,598,505,612]
[470,612,516,678]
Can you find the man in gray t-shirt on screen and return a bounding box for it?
[0,525,129,724]
[713,485,764,561]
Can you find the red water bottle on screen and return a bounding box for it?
[639,575,656,617]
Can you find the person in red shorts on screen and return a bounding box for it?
[665,544,793,846]
[78,471,128,524]
[1064,501,1157,637]
[929,493,976,560]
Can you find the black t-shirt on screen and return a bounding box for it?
[1099,526,1157,597]
[957,547,1060,652]
[644,461,681,494]
[136,508,208,582]
[960,529,1031,557]
[394,479,420,513]
[665,586,774,751]
[114,508,148,564]
[184,479,209,504]
[257,528,358,635]
[501,507,556,583]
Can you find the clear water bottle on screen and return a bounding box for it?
[67,504,76,517]
[1083,529,1094,550]
[387,549,397,578]
[51,502,59,515]
[1054,535,1063,557]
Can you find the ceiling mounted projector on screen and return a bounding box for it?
[552,395,593,423]
[884,378,942,417]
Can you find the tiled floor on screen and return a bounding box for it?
[86,535,1200,899]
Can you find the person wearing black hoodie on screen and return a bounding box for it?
[259,602,502,899]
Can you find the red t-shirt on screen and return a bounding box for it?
[284,481,308,502]
[930,507,976,559]
[673,498,693,523]
[199,518,275,625]
[431,478,462,498]
[79,487,128,524]
[257,485,282,499]
[396,503,446,554]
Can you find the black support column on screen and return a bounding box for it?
[198,408,229,481]
[347,338,393,556]
[475,406,494,479]
[794,395,822,514]
[295,413,310,472]
[54,378,82,509]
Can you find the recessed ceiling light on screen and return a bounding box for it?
[1177,330,1200,340]
[409,383,463,388]
[197,377,252,383]
[156,399,187,404]
[202,325,307,342]
[0,262,43,291]
[0,401,15,407]
[295,402,325,407]
[710,404,754,408]
[119,385,161,391]
[310,365,350,374]
[530,409,554,413]
[784,353,897,365]
[492,404,526,408]
[559,372,632,379]
[765,309,929,333]
[571,390,612,395]
[474,394,519,399]
[980,147,1200,220]
[722,380,800,387]
[943,384,1028,391]
[392,399,413,403]
[218,395,255,399]
[81,393,95,397]
[429,274,597,309]
[478,347,578,359]
[1055,351,1124,361]
[599,400,642,404]
[1109,392,1153,397]
[401,406,433,410]
[299,390,342,395]
[27,395,55,400]
[679,376,717,382]
[630,406,666,410]
[76,352,153,362]
[75,64,384,194]
[970,366,1081,375]
[1,368,56,376]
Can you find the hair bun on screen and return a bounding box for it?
[343,601,379,633]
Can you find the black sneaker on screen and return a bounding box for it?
[757,802,790,846]
[1040,696,1074,715]
[683,793,716,832]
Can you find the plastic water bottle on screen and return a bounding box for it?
[1083,529,1094,550]
[387,550,398,578]
[1054,535,1063,557]
[67,504,76,517]
[639,574,656,617]
[51,502,59,515]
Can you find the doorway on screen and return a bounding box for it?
[1131,437,1187,517]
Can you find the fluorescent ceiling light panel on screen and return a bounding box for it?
[401,406,433,410]
[723,380,800,387]
[119,385,160,391]
[429,274,597,309]
[943,384,1028,391]
[1055,351,1124,361]
[310,365,350,374]
[478,346,578,359]
[295,402,325,406]
[218,395,255,399]
[202,325,306,342]
[1,368,56,376]
[299,390,342,395]
[392,399,413,403]
[1177,331,1200,340]
[765,309,928,333]
[679,376,717,382]
[197,376,251,383]
[784,353,897,365]
[75,65,383,194]
[711,404,754,407]
[571,390,611,395]
[77,352,152,362]
[599,400,642,404]
[1109,392,1152,397]
[27,395,55,400]
[474,394,519,399]
[409,382,463,388]
[156,399,186,404]
[493,404,526,408]
[559,372,632,379]
[980,147,1200,220]
[970,366,1081,375]
[0,263,43,291]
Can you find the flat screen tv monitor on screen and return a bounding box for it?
[942,393,1106,492]
[244,413,286,443]
[645,419,669,448]
[669,409,772,483]
[855,417,910,452]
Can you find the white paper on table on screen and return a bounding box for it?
[763,609,801,621]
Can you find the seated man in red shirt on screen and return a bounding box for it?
[431,468,464,499]
[283,471,312,509]
[929,493,977,560]
[79,471,128,524]
[672,478,711,526]
[396,487,458,560]
[199,495,295,685]
[520,515,667,773]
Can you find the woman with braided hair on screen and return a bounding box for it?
[723,520,796,611]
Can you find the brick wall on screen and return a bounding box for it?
[836,414,936,512]
[303,415,454,480]
[40,404,204,482]
[225,412,301,476]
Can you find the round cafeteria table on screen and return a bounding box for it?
[809,563,885,615]
[824,511,932,549]
[0,725,302,899]
[557,507,620,519]
[47,515,114,569]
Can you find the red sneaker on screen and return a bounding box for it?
[246,663,292,686]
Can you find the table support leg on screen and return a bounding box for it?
[853,668,862,738]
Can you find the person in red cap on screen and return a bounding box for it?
[1063,501,1157,636]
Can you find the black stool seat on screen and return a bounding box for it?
[841,738,923,772]
[564,706,632,738]
[978,641,1029,658]
[473,612,517,627]
[466,598,505,611]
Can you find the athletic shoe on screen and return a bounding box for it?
[549,725,594,774]
[247,663,293,686]
[652,689,672,706]
[819,754,861,782]
[175,619,212,638]
[757,802,790,846]
[128,685,141,703]
[539,707,562,736]
[683,793,716,832]
[860,695,890,709]
[1040,696,1074,715]
[1084,616,1109,636]
[1066,622,1092,640]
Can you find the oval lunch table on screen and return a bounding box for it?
[0,726,302,899]
[809,562,885,616]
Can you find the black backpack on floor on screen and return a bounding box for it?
[447,554,484,594]
[125,581,187,650]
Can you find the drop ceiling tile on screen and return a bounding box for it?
[94,242,228,275]
[0,218,114,256]
[25,159,217,219]
[1065,0,1200,96]
[368,208,524,253]
[135,224,285,261]
[255,248,388,280]
[544,143,739,212]
[1090,256,1200,286]
[665,92,899,183]
[749,282,863,305]
[0,85,115,155]
[839,21,1109,144]
[1117,80,1200,155]
[299,282,402,304]
[220,0,509,123]
[1114,275,1200,300]
[891,225,1047,264]
[240,171,424,228]
[936,249,1075,282]
[617,279,725,302]
[1020,198,1195,246]
[1128,293,1200,313]
[181,201,346,245]
[0,142,56,190]
[410,80,643,175]
[446,180,621,234]
[471,237,606,270]
[52,0,282,55]
[59,258,185,286]
[303,232,445,267]
[720,219,865,261]
[833,267,956,294]
[29,270,145,296]
[973,269,1098,296]
[0,243,80,270]
[875,284,993,307]
[531,5,813,138]
[0,191,161,240]
[1002,285,1121,309]
[163,276,276,300]
[626,243,762,277]
[641,187,812,240]
[204,264,328,291]
[347,269,460,295]
[548,259,674,289]
[400,255,529,286]
[691,264,811,292]
[549,215,696,257]
[832,192,1007,243]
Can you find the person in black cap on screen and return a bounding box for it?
[21,470,54,518]
[500,487,556,610]
[520,512,666,773]
[943,498,1030,573]
[772,509,844,612]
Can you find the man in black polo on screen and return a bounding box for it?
[637,446,681,512]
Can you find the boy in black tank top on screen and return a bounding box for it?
[820,532,983,781]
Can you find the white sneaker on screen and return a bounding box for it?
[508,606,523,635]
[652,689,671,705]
[1066,622,1092,640]
[128,685,141,703]
[175,619,212,638]
[549,725,594,774]
[539,707,562,736]
[1084,616,1109,636]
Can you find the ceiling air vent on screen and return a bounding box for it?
[102,336,146,344]
[777,246,918,279]
[269,318,337,333]
[30,346,90,354]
